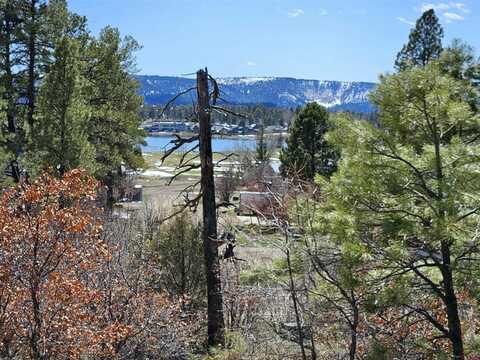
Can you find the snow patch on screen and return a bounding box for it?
[140,170,172,178]
[217,77,276,85]
[314,99,342,108]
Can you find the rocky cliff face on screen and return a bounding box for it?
[136,75,376,112]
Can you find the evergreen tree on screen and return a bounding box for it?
[395,9,444,71]
[0,0,27,181]
[21,0,87,128]
[43,0,88,50]
[0,0,23,135]
[256,121,268,163]
[82,27,145,198]
[321,63,480,358]
[0,0,87,181]
[0,90,10,185]
[31,37,95,176]
[149,213,205,299]
[280,103,337,180]
[22,0,48,128]
[439,40,480,117]
[0,8,146,192]
[439,39,480,90]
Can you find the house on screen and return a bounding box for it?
[146,121,189,133]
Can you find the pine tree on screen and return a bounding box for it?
[256,121,268,163]
[21,0,87,128]
[83,27,145,197]
[1,1,144,193]
[280,103,337,180]
[0,92,10,185]
[0,0,23,135]
[438,40,480,117]
[395,9,444,71]
[22,0,48,129]
[0,0,88,181]
[0,0,27,181]
[322,63,480,358]
[31,37,95,176]
[439,39,480,89]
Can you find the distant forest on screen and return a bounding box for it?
[140,103,296,126]
[139,103,377,126]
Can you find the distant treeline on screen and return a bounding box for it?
[140,103,377,127]
[140,103,295,126]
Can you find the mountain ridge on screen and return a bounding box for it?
[136,75,377,112]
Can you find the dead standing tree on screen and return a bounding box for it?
[160,68,243,348]
[197,68,225,347]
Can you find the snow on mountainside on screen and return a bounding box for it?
[136,76,376,112]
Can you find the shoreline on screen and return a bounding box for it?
[145,132,287,139]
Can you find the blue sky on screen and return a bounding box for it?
[69,1,479,82]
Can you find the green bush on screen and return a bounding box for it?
[147,213,205,300]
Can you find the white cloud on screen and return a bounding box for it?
[397,16,415,25]
[443,11,465,22]
[417,2,470,22]
[247,61,256,66]
[319,9,328,16]
[419,2,470,13]
[288,9,304,18]
[420,2,450,12]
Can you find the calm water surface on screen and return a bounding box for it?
[142,136,258,153]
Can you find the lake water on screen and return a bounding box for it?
[142,136,258,153]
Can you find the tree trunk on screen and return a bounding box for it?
[303,283,317,360]
[2,13,22,183]
[197,68,225,347]
[441,241,464,360]
[3,22,16,135]
[104,174,115,209]
[26,0,38,128]
[349,304,359,360]
[30,285,43,360]
[433,124,464,359]
[286,245,307,360]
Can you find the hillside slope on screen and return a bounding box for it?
[136,76,376,112]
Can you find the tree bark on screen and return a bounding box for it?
[197,68,225,347]
[1,9,22,183]
[349,303,359,360]
[286,245,307,360]
[441,241,464,360]
[433,122,464,359]
[3,20,16,134]
[26,0,38,128]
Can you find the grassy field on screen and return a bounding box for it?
[137,149,284,253]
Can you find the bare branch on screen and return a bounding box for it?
[210,105,247,119]
[215,153,236,167]
[167,163,202,185]
[160,87,197,117]
[208,75,220,105]
[178,145,200,167]
[160,134,199,164]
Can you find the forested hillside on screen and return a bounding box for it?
[137,75,376,112]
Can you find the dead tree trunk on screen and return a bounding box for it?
[197,68,225,347]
